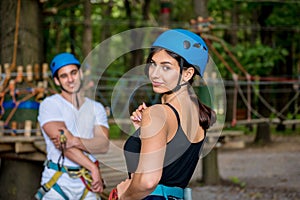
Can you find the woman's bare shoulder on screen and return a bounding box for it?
[140,104,170,135]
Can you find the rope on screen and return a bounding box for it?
[201,33,300,126]
[236,80,300,121]
[236,81,265,119]
[246,74,252,122]
[3,89,42,125]
[203,38,235,74]
[231,73,238,126]
[203,34,249,75]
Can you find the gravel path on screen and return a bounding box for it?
[191,135,300,200]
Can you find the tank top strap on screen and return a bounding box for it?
[165,103,181,125]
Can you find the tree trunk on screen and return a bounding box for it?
[0,0,44,65]
[255,122,271,144]
[193,0,209,18]
[230,2,238,45]
[254,4,274,144]
[202,148,220,185]
[83,0,92,58]
[0,1,44,199]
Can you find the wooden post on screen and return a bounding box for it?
[16,65,23,83]
[42,63,48,80]
[34,63,40,80]
[0,120,4,136]
[26,64,33,82]
[24,120,32,137]
[36,122,41,136]
[11,121,17,136]
[42,63,49,89]
[202,147,221,185]
[3,63,11,89]
[4,63,11,80]
[35,82,44,101]
[9,79,16,103]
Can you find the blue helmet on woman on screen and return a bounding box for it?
[151,29,208,77]
[50,52,81,77]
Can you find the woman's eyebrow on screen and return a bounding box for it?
[159,61,173,65]
[152,59,172,65]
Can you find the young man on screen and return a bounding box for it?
[36,52,109,200]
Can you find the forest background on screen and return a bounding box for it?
[0,0,299,142]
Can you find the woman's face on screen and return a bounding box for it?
[148,49,181,93]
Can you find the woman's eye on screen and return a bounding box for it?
[162,66,170,71]
[149,61,156,67]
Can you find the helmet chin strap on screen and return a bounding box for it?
[60,80,83,95]
[60,80,83,108]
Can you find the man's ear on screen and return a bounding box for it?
[79,69,84,80]
[54,77,60,86]
[183,67,195,82]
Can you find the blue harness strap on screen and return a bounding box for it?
[45,160,81,172]
[35,160,81,200]
[150,184,184,199]
[52,183,69,200]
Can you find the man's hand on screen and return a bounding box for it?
[90,163,105,193]
[51,127,78,150]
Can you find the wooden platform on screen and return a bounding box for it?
[0,136,46,161]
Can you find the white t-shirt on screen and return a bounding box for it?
[38,94,108,187]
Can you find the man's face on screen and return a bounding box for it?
[54,64,82,94]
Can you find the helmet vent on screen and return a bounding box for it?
[183,40,191,49]
[51,62,55,67]
[193,43,201,48]
[193,43,208,51]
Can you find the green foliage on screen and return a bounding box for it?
[233,43,288,76]
[267,3,300,26]
[108,124,122,139]
[171,0,194,26]
[210,39,289,78]
[229,176,246,188]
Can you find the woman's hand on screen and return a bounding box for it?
[117,178,131,199]
[130,102,147,129]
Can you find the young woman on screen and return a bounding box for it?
[111,29,216,200]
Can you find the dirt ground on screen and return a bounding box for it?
[191,134,300,200]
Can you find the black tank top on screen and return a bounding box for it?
[124,103,205,188]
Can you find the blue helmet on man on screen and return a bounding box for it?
[50,52,81,77]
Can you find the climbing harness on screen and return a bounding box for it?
[150,184,184,199]
[108,184,190,200]
[35,131,98,200]
[35,160,97,200]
